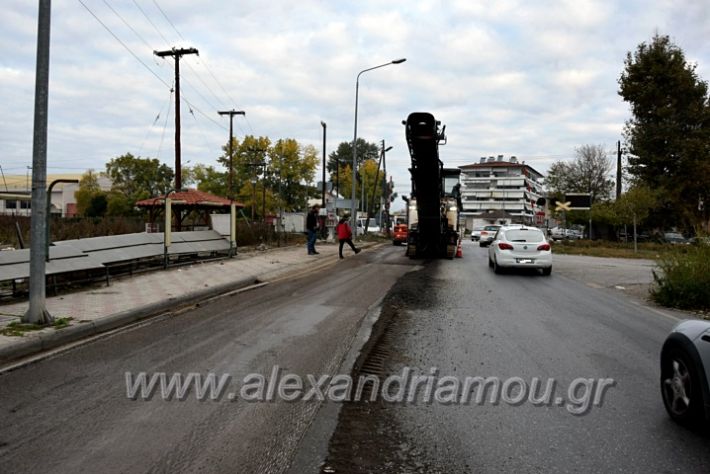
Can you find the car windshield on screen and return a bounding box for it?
[504,229,545,242]
[484,226,499,231]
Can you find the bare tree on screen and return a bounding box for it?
[545,145,613,203]
[574,144,614,202]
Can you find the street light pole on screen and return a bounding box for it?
[350,58,406,236]
[25,0,52,325]
[321,121,326,209]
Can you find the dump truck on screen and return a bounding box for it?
[403,112,462,258]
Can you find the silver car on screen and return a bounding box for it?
[660,319,710,427]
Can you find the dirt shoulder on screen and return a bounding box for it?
[553,254,658,303]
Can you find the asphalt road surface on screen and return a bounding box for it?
[0,246,416,473]
[322,240,710,473]
[2,242,708,473]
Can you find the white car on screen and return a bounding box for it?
[660,320,710,427]
[488,226,552,275]
[470,226,484,242]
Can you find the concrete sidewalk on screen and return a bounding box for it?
[0,241,376,365]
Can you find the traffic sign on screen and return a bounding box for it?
[555,201,571,212]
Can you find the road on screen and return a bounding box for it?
[1,242,708,473]
[0,246,416,473]
[322,240,710,473]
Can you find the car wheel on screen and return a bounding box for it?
[493,257,503,274]
[488,257,494,268]
[661,347,704,426]
[541,267,552,276]
[479,242,486,248]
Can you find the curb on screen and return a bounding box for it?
[0,276,257,366]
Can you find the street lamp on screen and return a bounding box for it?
[351,58,406,234]
[321,121,326,209]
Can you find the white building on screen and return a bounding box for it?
[0,173,111,217]
[459,155,545,230]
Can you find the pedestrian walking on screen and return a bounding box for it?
[306,204,320,255]
[336,215,361,259]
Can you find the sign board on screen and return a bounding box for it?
[566,193,591,210]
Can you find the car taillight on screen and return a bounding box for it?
[498,242,514,250]
[537,243,551,251]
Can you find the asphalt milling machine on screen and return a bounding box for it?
[403,112,463,259]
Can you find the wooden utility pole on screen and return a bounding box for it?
[218,109,246,200]
[154,47,198,191]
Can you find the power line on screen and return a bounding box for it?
[139,85,173,156]
[152,0,185,41]
[131,0,172,47]
[77,0,171,89]
[156,87,173,159]
[150,0,254,135]
[102,0,153,52]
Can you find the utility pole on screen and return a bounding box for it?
[382,140,391,236]
[218,109,246,200]
[154,47,198,192]
[320,121,326,208]
[616,140,622,199]
[364,144,384,235]
[24,0,52,325]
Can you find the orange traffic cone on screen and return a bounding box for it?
[455,240,463,258]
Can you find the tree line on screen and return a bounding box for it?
[74,135,395,220]
[545,34,709,235]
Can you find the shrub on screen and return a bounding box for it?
[651,243,710,310]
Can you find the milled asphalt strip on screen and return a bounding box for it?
[0,243,385,371]
[0,279,268,373]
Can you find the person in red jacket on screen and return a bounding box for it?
[335,215,361,259]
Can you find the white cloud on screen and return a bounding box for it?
[1,0,708,210]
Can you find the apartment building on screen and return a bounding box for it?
[459,155,545,230]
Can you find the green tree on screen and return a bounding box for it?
[105,153,174,206]
[615,184,657,228]
[217,135,271,199]
[189,164,228,197]
[327,139,379,193]
[269,139,318,211]
[618,34,710,229]
[74,170,107,216]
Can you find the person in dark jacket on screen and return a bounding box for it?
[306,205,320,255]
[335,215,361,259]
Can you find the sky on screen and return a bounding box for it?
[1,0,709,210]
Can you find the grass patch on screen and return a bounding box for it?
[651,244,710,311]
[551,240,686,259]
[0,317,74,337]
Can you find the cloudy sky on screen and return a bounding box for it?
[2,0,709,209]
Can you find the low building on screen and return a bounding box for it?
[459,155,545,230]
[0,173,111,217]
